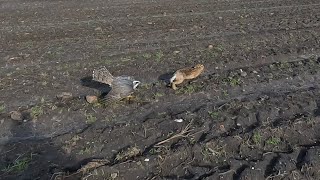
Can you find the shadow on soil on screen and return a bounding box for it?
[314,100,320,116]
[80,76,112,96]
[0,116,76,180]
[158,72,175,84]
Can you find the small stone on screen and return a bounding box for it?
[240,69,247,77]
[173,50,180,54]
[56,92,73,100]
[208,44,214,49]
[174,119,183,123]
[86,95,98,104]
[110,173,118,179]
[219,124,226,132]
[94,27,102,31]
[252,70,258,74]
[147,22,153,25]
[10,111,23,121]
[267,73,274,79]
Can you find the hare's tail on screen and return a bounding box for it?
[169,73,177,83]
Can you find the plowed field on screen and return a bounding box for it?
[1,0,320,179]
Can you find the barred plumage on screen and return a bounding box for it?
[92,66,114,85]
[92,66,140,103]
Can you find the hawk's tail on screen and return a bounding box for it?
[99,95,119,105]
[92,66,114,85]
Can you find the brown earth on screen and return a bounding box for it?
[1,0,320,179]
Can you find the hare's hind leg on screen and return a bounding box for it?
[171,82,177,90]
[171,78,184,90]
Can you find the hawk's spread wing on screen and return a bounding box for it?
[101,76,135,103]
[92,66,114,85]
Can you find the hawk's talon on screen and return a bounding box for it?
[125,95,136,104]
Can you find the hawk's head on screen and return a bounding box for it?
[133,81,141,89]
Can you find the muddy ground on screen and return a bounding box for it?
[1,0,320,179]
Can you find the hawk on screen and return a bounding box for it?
[92,66,141,103]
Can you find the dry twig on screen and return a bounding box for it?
[154,121,194,147]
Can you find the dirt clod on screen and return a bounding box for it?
[85,95,98,104]
[56,92,73,101]
[110,173,118,179]
[10,111,23,121]
[115,146,140,162]
[240,69,247,77]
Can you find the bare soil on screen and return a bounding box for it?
[1,0,320,179]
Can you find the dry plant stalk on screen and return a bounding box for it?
[154,121,194,147]
[77,159,109,174]
[51,159,109,180]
